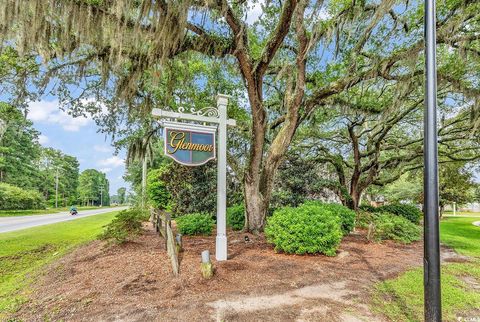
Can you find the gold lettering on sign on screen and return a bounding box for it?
[167,131,214,154]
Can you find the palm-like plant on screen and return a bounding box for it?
[126,124,162,207]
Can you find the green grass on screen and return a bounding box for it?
[0,211,117,318]
[373,263,480,321]
[440,217,480,257]
[0,206,105,217]
[373,217,480,321]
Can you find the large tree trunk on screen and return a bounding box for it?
[347,188,362,210]
[237,2,306,232]
[243,89,268,233]
[244,180,267,233]
[243,105,301,232]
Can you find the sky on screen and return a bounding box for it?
[27,99,128,195]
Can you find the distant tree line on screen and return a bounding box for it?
[0,103,110,209]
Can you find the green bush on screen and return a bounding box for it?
[227,204,245,230]
[98,208,148,243]
[359,204,376,212]
[377,204,422,224]
[303,201,355,235]
[176,213,215,235]
[147,166,171,210]
[264,204,343,256]
[355,210,379,229]
[0,183,45,210]
[371,213,422,244]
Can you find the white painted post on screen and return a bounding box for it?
[453,202,456,216]
[215,94,229,261]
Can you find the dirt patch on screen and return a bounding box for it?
[441,245,470,263]
[12,224,426,321]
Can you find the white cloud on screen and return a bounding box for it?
[38,134,49,145]
[94,145,113,153]
[98,156,125,168]
[28,100,91,132]
[99,167,112,173]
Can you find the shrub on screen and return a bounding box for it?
[359,204,376,212]
[227,204,245,230]
[302,201,355,235]
[355,210,379,229]
[0,183,45,210]
[146,166,172,210]
[377,204,422,224]
[264,204,343,256]
[176,213,215,236]
[371,213,422,244]
[98,208,147,243]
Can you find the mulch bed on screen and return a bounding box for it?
[12,224,425,322]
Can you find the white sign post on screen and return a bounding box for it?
[152,94,235,261]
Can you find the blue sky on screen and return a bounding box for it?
[27,99,128,195]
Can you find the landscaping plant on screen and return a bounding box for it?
[175,213,215,236]
[98,208,148,244]
[375,204,422,224]
[227,204,245,231]
[303,201,356,235]
[370,213,422,244]
[265,204,343,256]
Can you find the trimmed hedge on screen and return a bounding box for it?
[303,201,355,235]
[0,183,45,210]
[98,208,148,244]
[176,213,215,236]
[376,204,422,224]
[371,213,422,244]
[265,204,343,256]
[227,204,245,231]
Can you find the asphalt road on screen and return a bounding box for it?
[0,207,127,234]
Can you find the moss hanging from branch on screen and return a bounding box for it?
[0,0,206,100]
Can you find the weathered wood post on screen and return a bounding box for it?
[176,233,183,253]
[200,250,214,279]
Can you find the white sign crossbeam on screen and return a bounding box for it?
[152,108,236,127]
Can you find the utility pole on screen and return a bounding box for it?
[55,168,59,208]
[424,0,442,320]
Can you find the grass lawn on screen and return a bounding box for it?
[373,216,480,321]
[440,217,480,257]
[0,206,105,217]
[0,211,118,318]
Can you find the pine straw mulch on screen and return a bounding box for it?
[11,224,431,322]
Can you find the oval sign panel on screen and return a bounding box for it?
[163,121,216,166]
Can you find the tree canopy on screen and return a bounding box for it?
[1,0,479,229]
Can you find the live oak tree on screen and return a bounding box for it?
[295,89,480,210]
[1,0,480,230]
